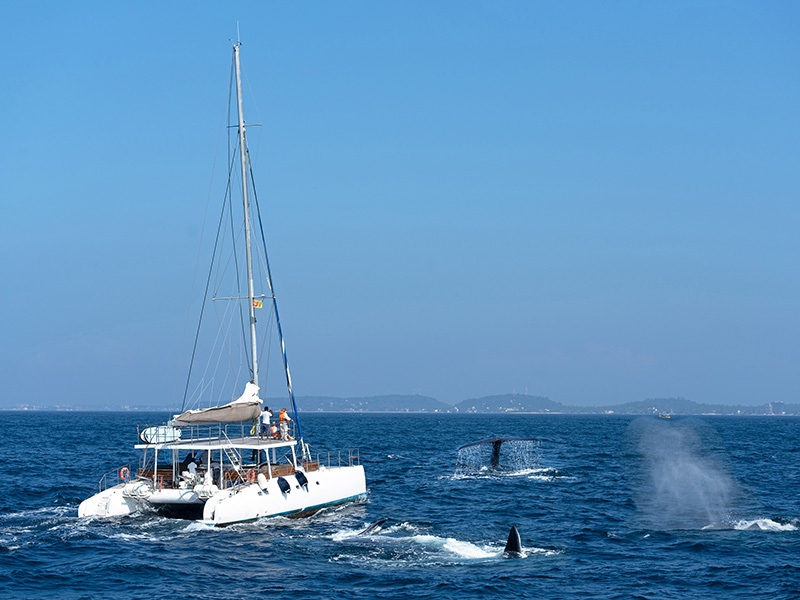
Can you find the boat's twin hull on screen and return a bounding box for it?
[78,480,211,519]
[203,465,367,525]
[78,465,366,525]
[78,484,140,518]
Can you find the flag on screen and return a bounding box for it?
[252,299,263,309]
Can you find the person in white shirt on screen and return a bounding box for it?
[260,405,273,439]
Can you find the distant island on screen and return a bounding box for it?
[280,394,800,416]
[8,394,800,415]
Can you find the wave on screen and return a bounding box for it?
[411,534,497,559]
[0,505,75,523]
[702,517,798,532]
[733,518,797,532]
[330,520,560,565]
[447,467,566,481]
[331,520,420,541]
[183,521,216,532]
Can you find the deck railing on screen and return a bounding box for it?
[136,421,297,444]
[311,448,361,469]
[96,447,359,493]
[97,464,133,492]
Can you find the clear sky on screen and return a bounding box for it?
[1,2,799,408]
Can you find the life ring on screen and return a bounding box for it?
[119,467,130,480]
[247,469,257,483]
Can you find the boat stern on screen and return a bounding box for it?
[78,484,141,518]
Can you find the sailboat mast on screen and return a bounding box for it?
[233,42,259,387]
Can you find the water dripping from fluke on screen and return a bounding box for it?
[456,436,544,475]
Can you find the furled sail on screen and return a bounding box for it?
[174,382,263,423]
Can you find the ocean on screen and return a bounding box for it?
[0,412,798,599]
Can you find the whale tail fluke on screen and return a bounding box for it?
[458,436,543,470]
[504,525,522,557]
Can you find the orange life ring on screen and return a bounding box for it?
[120,467,130,480]
[247,469,257,483]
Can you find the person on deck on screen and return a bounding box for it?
[180,452,195,470]
[270,423,280,439]
[279,408,293,440]
[260,405,273,439]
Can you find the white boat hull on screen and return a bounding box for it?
[78,483,141,518]
[147,488,205,505]
[78,479,215,518]
[203,465,366,525]
[78,465,365,523]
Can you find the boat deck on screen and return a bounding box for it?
[138,460,320,483]
[135,435,297,451]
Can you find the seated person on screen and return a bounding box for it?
[180,452,195,470]
[195,450,207,468]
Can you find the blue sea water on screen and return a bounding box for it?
[0,412,798,599]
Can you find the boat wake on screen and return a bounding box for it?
[330,520,560,565]
[0,504,204,554]
[183,520,217,532]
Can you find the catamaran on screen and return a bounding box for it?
[78,41,367,525]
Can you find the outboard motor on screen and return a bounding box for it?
[277,476,291,494]
[295,471,309,490]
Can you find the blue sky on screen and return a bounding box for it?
[1,2,799,408]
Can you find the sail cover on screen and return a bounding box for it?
[175,382,263,423]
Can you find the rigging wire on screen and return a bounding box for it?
[180,166,234,413]
[225,148,252,382]
[177,55,237,414]
[181,45,301,448]
[248,153,304,444]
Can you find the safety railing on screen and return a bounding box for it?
[96,464,133,492]
[136,421,297,445]
[311,448,361,469]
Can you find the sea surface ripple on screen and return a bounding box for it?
[0,412,798,598]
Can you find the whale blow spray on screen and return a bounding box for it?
[632,419,739,530]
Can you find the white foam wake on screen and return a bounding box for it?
[412,534,497,559]
[732,518,797,532]
[701,518,798,532]
[183,521,216,532]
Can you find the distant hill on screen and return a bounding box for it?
[453,394,565,413]
[14,394,800,415]
[285,394,800,415]
[278,394,451,413]
[585,397,800,416]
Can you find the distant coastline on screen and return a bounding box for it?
[6,393,800,415]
